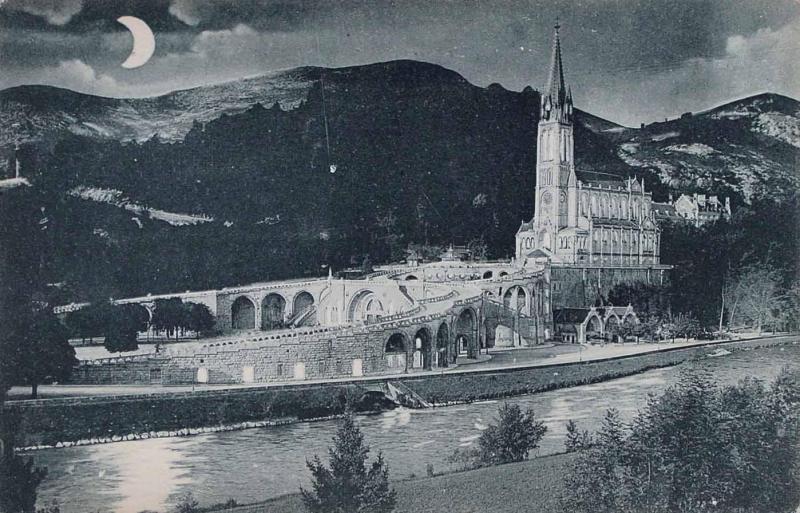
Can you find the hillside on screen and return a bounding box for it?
[615,93,800,200]
[1,60,798,301]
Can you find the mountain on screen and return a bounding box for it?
[1,60,798,301]
[610,93,800,201]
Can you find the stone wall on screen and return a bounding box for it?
[551,265,669,308]
[11,335,794,448]
[70,310,480,384]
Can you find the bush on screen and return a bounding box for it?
[564,369,800,513]
[564,419,592,452]
[172,492,200,513]
[477,403,547,465]
[301,414,396,513]
[449,403,547,470]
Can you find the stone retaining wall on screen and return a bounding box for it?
[6,335,795,449]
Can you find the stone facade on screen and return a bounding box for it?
[516,25,662,267]
[653,193,731,226]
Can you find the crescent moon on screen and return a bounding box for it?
[117,16,155,69]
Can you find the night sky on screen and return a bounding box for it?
[1,0,798,126]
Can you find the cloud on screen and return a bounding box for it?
[168,0,207,26]
[3,0,83,25]
[578,17,800,125]
[47,59,122,94]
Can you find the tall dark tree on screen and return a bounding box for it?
[187,303,215,338]
[102,304,147,353]
[151,298,187,340]
[0,417,47,513]
[301,414,396,513]
[17,309,77,399]
[565,371,800,513]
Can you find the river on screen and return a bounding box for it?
[33,344,798,513]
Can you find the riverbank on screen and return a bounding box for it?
[28,343,800,513]
[6,334,796,449]
[209,451,578,513]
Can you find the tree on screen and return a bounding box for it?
[564,409,626,513]
[151,298,187,341]
[564,419,592,452]
[301,414,396,513]
[731,264,785,333]
[103,304,148,353]
[669,313,701,342]
[564,371,800,513]
[0,418,47,513]
[187,303,215,338]
[607,283,670,321]
[467,236,488,261]
[17,309,77,399]
[476,403,547,465]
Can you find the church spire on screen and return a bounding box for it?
[546,20,565,103]
[541,20,573,123]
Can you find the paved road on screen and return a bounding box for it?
[8,334,790,401]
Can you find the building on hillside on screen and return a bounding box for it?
[513,22,672,309]
[652,193,731,226]
[515,24,662,268]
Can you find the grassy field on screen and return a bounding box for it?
[220,452,578,513]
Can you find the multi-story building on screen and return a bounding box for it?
[653,193,731,226]
[515,24,662,268]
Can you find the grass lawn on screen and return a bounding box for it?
[221,452,578,513]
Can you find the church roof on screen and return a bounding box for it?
[518,218,535,233]
[576,170,627,188]
[526,248,551,259]
[554,308,591,324]
[652,202,678,217]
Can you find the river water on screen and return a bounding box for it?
[33,344,798,513]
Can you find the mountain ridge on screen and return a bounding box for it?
[1,59,798,301]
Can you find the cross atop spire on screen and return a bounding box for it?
[540,20,572,123]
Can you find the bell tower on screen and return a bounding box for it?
[532,21,575,248]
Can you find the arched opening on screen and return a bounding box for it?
[405,275,418,281]
[456,308,477,359]
[482,270,493,279]
[586,315,603,342]
[502,286,527,313]
[261,293,286,330]
[436,323,449,368]
[605,315,621,342]
[499,271,509,277]
[349,290,386,323]
[412,328,432,370]
[292,291,316,325]
[385,333,408,372]
[231,296,256,330]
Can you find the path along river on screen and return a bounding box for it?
[32,343,799,513]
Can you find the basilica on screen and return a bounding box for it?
[516,24,661,268]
